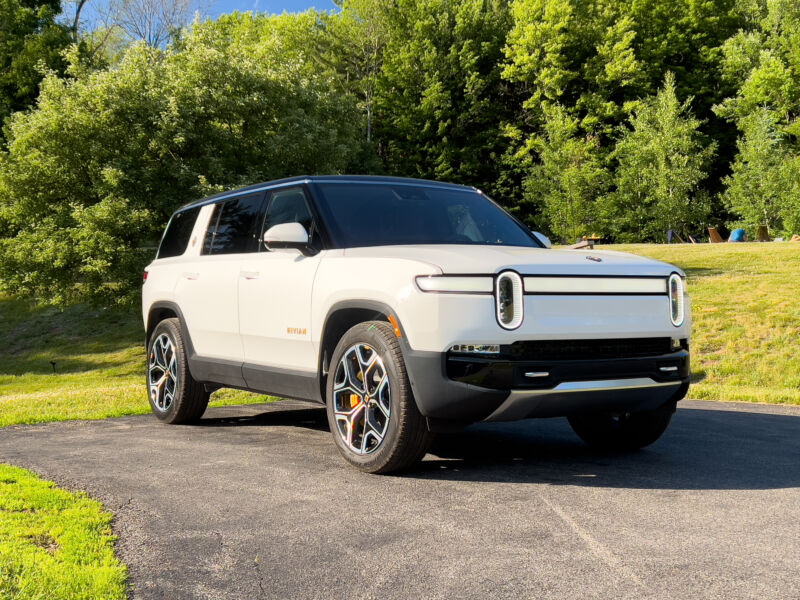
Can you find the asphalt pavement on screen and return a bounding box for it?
[0,399,798,599]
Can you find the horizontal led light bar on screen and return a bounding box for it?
[415,276,494,293]
[523,276,667,295]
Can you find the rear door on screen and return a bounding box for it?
[174,192,266,385]
[238,186,323,395]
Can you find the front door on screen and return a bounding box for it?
[238,186,322,396]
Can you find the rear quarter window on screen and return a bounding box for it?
[157,207,201,259]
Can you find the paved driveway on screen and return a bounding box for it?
[1,400,798,599]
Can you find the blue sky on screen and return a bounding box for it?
[208,0,337,18]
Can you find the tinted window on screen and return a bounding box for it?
[158,206,201,259]
[262,188,321,251]
[203,193,266,255]
[313,183,538,249]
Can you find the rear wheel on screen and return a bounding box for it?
[147,318,209,424]
[326,321,433,474]
[567,402,676,451]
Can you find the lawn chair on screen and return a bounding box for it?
[708,227,724,243]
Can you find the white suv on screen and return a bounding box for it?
[142,176,691,473]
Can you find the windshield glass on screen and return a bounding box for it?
[312,182,539,249]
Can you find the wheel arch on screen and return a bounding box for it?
[145,301,198,366]
[318,300,407,402]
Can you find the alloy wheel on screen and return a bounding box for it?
[332,343,391,455]
[148,333,178,412]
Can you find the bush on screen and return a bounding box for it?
[0,13,362,305]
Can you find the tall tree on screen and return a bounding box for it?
[0,0,72,131]
[716,0,800,233]
[721,108,793,233]
[525,105,608,243]
[608,73,715,241]
[0,12,362,305]
[374,0,520,201]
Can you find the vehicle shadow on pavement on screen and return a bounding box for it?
[409,406,800,491]
[199,406,330,433]
[196,402,800,491]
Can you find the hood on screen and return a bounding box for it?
[342,245,682,277]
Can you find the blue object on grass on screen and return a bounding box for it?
[729,228,747,242]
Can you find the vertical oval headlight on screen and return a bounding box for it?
[669,273,685,327]
[496,271,523,329]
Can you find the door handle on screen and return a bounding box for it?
[240,271,260,280]
[183,272,200,280]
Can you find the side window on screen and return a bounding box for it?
[262,187,320,251]
[158,206,201,259]
[202,193,266,255]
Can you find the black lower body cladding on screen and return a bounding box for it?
[402,343,690,425]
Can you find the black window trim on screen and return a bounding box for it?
[202,191,268,256]
[260,185,330,253]
[156,205,202,259]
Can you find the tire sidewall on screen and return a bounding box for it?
[147,319,187,422]
[326,322,407,472]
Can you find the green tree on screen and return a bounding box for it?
[0,12,362,305]
[609,73,715,242]
[503,0,745,231]
[716,0,800,233]
[374,0,520,200]
[0,0,73,130]
[525,105,608,243]
[721,108,794,233]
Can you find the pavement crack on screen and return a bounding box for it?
[538,492,644,587]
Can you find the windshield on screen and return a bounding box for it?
[312,182,539,249]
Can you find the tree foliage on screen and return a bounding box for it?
[0,13,362,304]
[372,0,519,199]
[1,0,800,305]
[0,0,73,130]
[609,74,715,242]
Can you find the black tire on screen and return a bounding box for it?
[567,402,676,451]
[146,318,209,424]
[325,321,433,474]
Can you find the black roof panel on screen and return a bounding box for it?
[177,175,476,212]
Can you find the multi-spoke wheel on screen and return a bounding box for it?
[146,318,209,424]
[332,343,392,455]
[148,333,178,412]
[326,321,433,474]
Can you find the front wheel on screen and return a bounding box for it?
[326,321,433,474]
[567,402,676,451]
[147,318,209,424]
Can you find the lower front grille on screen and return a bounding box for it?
[504,337,673,361]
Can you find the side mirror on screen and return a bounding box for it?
[532,231,552,249]
[263,223,316,256]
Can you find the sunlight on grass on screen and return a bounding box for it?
[0,294,275,427]
[614,243,800,404]
[1,242,798,429]
[0,464,127,599]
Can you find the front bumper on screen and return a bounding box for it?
[402,341,690,426]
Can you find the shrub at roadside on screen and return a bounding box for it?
[0,13,362,306]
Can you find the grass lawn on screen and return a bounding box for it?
[0,295,274,428]
[0,464,127,600]
[0,242,798,429]
[614,243,800,404]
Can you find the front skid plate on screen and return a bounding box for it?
[483,378,682,421]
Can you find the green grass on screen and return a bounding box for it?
[0,295,274,428]
[613,243,800,404]
[0,464,127,600]
[1,241,798,430]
